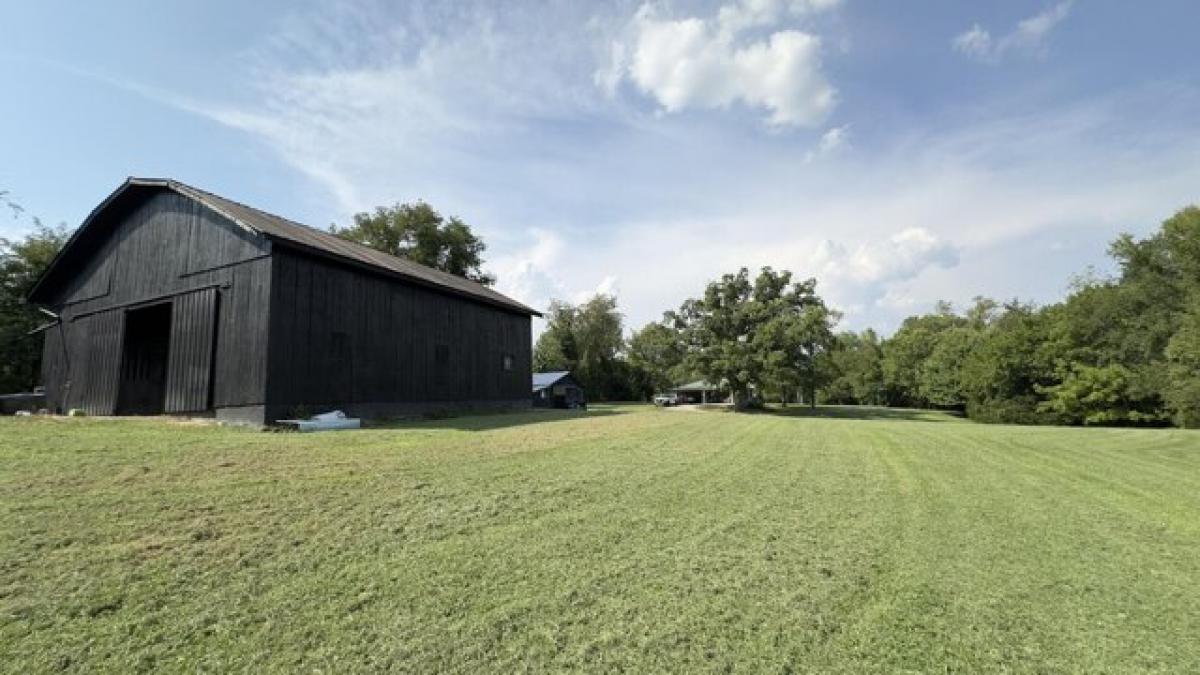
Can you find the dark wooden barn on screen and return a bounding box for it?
[27,178,540,425]
[531,371,586,409]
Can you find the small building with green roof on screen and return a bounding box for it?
[671,380,726,404]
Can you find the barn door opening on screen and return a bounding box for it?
[116,302,173,415]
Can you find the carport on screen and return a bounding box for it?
[671,380,724,404]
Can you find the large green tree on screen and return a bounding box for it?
[756,276,839,408]
[956,301,1058,424]
[670,268,765,408]
[880,303,965,408]
[824,329,886,405]
[1032,208,1200,426]
[0,220,69,393]
[330,201,495,285]
[1036,363,1156,426]
[533,300,579,373]
[627,320,688,398]
[915,297,998,409]
[671,267,837,409]
[533,294,632,401]
[918,325,978,409]
[1164,301,1200,427]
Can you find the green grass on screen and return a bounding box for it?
[2,405,1199,673]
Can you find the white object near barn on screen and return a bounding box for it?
[276,410,361,432]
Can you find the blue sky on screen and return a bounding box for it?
[3,0,1199,334]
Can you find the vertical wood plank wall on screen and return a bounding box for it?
[164,287,219,413]
[73,309,124,415]
[266,249,532,415]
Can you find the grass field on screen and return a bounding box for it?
[2,405,1199,673]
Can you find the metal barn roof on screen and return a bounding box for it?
[673,380,721,391]
[29,177,541,317]
[532,371,572,392]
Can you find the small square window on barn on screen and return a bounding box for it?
[502,353,514,371]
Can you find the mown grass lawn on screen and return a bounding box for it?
[2,405,1199,673]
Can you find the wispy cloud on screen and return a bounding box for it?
[953,1,1074,63]
[156,2,621,216]
[805,124,850,162]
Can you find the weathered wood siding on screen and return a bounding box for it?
[39,325,69,413]
[265,248,531,417]
[164,287,219,413]
[76,309,124,415]
[37,189,272,413]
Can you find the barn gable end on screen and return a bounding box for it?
[31,183,274,419]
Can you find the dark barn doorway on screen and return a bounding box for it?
[116,302,173,415]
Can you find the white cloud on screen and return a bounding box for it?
[952,24,993,60]
[1013,1,1074,47]
[575,275,620,304]
[490,228,622,337]
[490,228,568,314]
[807,227,959,311]
[716,0,843,36]
[603,0,839,126]
[838,228,958,286]
[805,124,850,161]
[953,1,1074,62]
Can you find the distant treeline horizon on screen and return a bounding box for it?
[536,205,1200,428]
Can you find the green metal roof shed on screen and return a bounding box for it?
[671,380,724,404]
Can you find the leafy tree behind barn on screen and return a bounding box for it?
[534,294,637,401]
[330,201,495,285]
[626,320,691,399]
[0,220,68,393]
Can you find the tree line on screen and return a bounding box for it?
[829,205,1200,427]
[534,267,840,408]
[537,207,1200,428]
